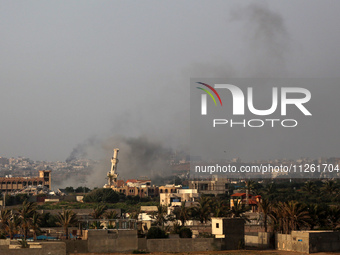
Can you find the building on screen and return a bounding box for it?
[160,188,199,206]
[0,170,52,192]
[230,193,261,212]
[211,217,245,249]
[103,148,160,198]
[189,176,229,196]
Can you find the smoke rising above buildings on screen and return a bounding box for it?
[61,3,297,188]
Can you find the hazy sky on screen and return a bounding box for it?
[1,1,340,161]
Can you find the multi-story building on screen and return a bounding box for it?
[160,188,199,206]
[189,176,229,196]
[0,170,52,192]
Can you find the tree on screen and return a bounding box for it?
[307,204,326,230]
[105,210,118,220]
[7,211,20,240]
[83,188,120,203]
[258,198,271,232]
[327,206,340,230]
[128,208,140,220]
[173,202,190,226]
[90,204,107,219]
[148,205,168,228]
[90,204,107,229]
[322,180,338,196]
[270,201,310,234]
[302,181,318,195]
[285,201,310,232]
[56,209,78,240]
[245,180,256,205]
[0,209,10,237]
[192,196,212,223]
[229,199,249,221]
[17,201,37,239]
[212,199,229,217]
[31,211,41,241]
[105,210,119,228]
[75,186,91,193]
[65,187,75,193]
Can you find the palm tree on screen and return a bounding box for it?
[229,199,249,221]
[258,198,271,232]
[31,211,41,241]
[245,180,256,205]
[17,201,36,239]
[56,209,78,240]
[192,196,212,224]
[7,211,20,240]
[273,201,310,234]
[212,199,229,217]
[128,208,140,220]
[269,202,285,233]
[307,204,326,230]
[0,209,11,237]
[90,204,107,229]
[302,181,318,194]
[148,205,168,228]
[105,210,118,219]
[105,210,119,228]
[173,202,190,226]
[263,183,277,197]
[327,206,340,230]
[322,180,338,196]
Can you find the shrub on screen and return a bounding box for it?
[146,227,167,239]
[179,227,192,238]
[83,188,119,203]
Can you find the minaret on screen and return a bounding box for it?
[107,148,119,187]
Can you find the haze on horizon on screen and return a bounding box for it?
[1,1,340,162]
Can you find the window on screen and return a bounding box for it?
[216,223,219,228]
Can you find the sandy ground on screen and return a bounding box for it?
[77,250,340,255]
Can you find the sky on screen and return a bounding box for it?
[1,1,340,162]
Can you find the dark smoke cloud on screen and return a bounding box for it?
[65,136,99,163]
[62,3,297,187]
[62,135,173,188]
[231,2,290,77]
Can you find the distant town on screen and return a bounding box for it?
[0,151,339,254]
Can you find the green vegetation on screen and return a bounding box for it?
[146,226,168,239]
[55,209,78,240]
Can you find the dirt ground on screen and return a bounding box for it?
[78,250,340,255]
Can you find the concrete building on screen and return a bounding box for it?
[211,217,245,249]
[103,148,159,198]
[230,193,261,212]
[189,176,228,196]
[160,188,199,206]
[277,231,340,253]
[0,170,51,192]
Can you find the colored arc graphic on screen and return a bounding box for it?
[197,87,217,105]
[196,82,223,106]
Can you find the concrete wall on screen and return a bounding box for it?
[63,240,88,254]
[87,229,137,253]
[245,232,273,249]
[277,232,309,253]
[309,231,340,253]
[277,231,340,253]
[0,242,66,255]
[145,238,220,252]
